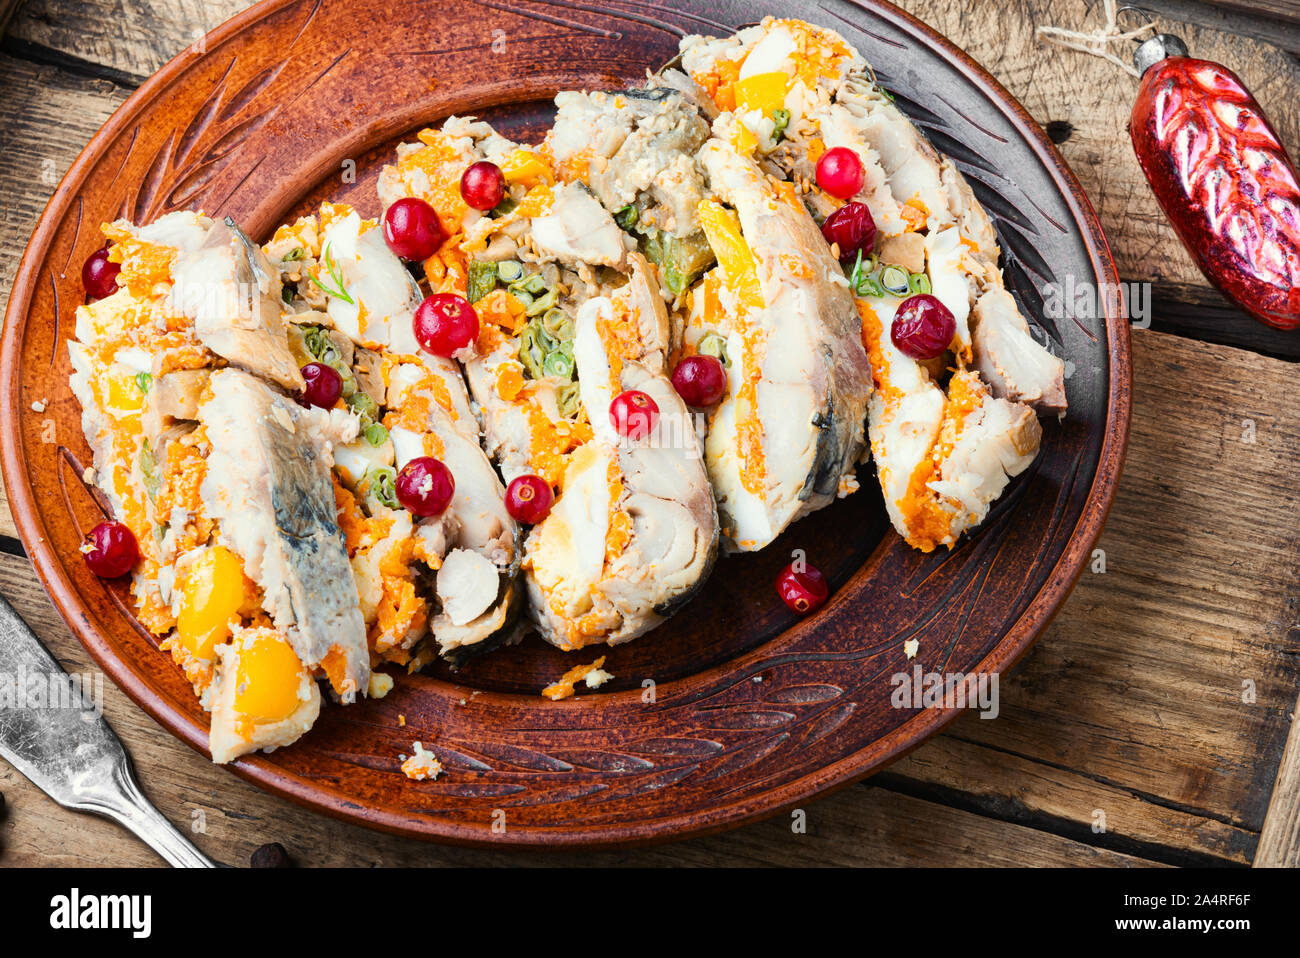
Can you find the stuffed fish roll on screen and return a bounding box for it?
[682,128,872,551]
[677,17,1066,550]
[377,119,719,649]
[268,203,523,667]
[68,212,365,763]
[550,81,873,552]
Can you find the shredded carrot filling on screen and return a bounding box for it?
[495,365,526,402]
[424,237,468,297]
[477,288,528,335]
[102,224,176,298]
[542,656,607,701]
[526,404,592,488]
[856,300,903,406]
[604,458,632,561]
[397,132,473,235]
[895,372,985,552]
[320,646,354,697]
[692,57,741,112]
[594,297,641,392]
[734,324,769,499]
[333,479,365,555]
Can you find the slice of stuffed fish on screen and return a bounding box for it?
[198,367,369,701]
[682,129,872,551]
[378,119,719,648]
[68,212,365,763]
[551,84,872,552]
[171,217,305,393]
[549,87,717,302]
[525,252,718,647]
[268,202,523,666]
[677,17,1066,550]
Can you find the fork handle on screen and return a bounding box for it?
[76,756,217,868]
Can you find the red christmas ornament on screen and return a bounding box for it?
[1130,34,1300,330]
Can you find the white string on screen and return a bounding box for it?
[1036,0,1156,78]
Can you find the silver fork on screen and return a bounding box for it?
[0,595,215,867]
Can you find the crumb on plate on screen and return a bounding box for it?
[401,741,443,781]
[542,656,612,701]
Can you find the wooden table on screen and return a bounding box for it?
[2,0,1299,867]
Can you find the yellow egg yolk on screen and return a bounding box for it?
[734,71,788,115]
[233,631,305,724]
[697,200,764,313]
[177,546,246,660]
[106,372,145,413]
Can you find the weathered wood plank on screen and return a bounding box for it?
[881,733,1257,865]
[950,329,1300,838]
[1255,690,1300,866]
[0,547,1162,866]
[891,0,1300,352]
[0,54,128,540]
[6,0,251,83]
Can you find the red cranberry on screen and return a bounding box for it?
[672,355,727,407]
[610,390,659,441]
[382,197,447,262]
[460,161,506,211]
[414,293,479,357]
[505,474,554,524]
[891,294,957,361]
[82,521,139,578]
[775,561,829,615]
[395,457,455,517]
[816,147,865,200]
[82,248,121,300]
[821,201,877,263]
[300,362,342,408]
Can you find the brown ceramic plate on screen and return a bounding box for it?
[1,0,1128,846]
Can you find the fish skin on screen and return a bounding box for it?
[172,220,305,393]
[198,368,368,701]
[699,135,873,549]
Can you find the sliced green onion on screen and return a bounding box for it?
[909,271,932,295]
[138,440,160,500]
[491,197,518,218]
[519,323,550,379]
[467,260,498,303]
[497,260,524,284]
[525,287,558,317]
[541,308,573,342]
[543,350,575,379]
[134,371,153,394]
[282,285,295,304]
[614,204,639,230]
[556,382,583,419]
[771,108,791,143]
[346,391,379,422]
[855,271,885,298]
[282,247,305,262]
[511,289,534,309]
[880,265,910,296]
[697,331,731,367]
[515,273,547,295]
[364,465,399,509]
[364,422,389,447]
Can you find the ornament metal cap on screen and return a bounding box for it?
[1134,34,1190,76]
